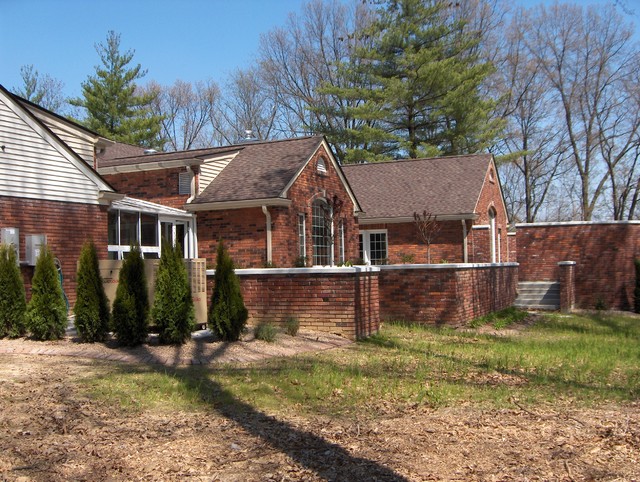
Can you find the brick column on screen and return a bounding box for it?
[558,261,576,312]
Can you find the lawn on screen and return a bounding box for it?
[85,310,640,416]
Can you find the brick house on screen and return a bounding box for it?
[98,136,363,269]
[0,85,197,304]
[342,154,510,265]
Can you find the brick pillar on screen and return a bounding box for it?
[558,261,576,312]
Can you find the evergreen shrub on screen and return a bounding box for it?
[112,245,149,346]
[152,241,195,344]
[0,244,27,338]
[25,246,67,340]
[74,240,110,342]
[254,322,277,342]
[208,240,248,341]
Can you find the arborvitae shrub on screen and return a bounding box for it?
[25,246,67,340]
[0,244,27,338]
[74,240,110,342]
[152,241,195,344]
[635,258,640,314]
[208,240,248,341]
[112,245,148,346]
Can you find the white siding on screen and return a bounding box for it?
[199,156,234,194]
[28,111,95,165]
[0,98,101,204]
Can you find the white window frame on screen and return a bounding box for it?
[359,229,388,265]
[298,213,306,260]
[312,199,333,266]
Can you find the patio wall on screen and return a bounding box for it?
[517,222,640,310]
[207,267,380,340]
[377,263,519,325]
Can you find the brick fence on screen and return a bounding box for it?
[517,222,640,310]
[207,267,380,340]
[377,263,519,325]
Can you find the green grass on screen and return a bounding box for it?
[83,312,640,416]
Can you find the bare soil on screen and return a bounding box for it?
[0,334,639,481]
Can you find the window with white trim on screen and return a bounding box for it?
[312,199,332,265]
[107,210,160,260]
[359,229,388,265]
[317,157,327,175]
[338,219,345,264]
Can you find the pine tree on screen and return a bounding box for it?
[70,31,163,148]
[0,244,27,338]
[152,240,195,345]
[112,245,149,346]
[208,240,248,341]
[74,240,110,342]
[25,246,67,341]
[318,0,500,162]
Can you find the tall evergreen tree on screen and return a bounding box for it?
[74,240,110,342]
[70,30,163,147]
[112,245,149,346]
[0,244,27,338]
[25,246,67,341]
[319,0,500,162]
[152,240,195,345]
[208,240,248,342]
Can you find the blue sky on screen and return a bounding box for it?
[1,0,638,100]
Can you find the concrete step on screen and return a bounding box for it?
[515,281,560,310]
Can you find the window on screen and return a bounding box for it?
[359,230,388,265]
[312,199,332,265]
[298,213,306,259]
[488,207,497,263]
[338,220,345,264]
[108,210,161,259]
[178,171,191,195]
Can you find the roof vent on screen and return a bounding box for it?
[239,129,258,143]
[144,149,157,155]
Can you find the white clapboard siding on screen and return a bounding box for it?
[28,110,96,165]
[0,97,102,204]
[198,155,235,194]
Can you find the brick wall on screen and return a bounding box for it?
[378,263,519,325]
[103,167,190,209]
[517,222,640,310]
[0,195,109,308]
[206,267,380,340]
[196,145,359,269]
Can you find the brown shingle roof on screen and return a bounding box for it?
[342,154,493,219]
[98,142,147,162]
[193,136,325,203]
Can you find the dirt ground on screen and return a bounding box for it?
[0,336,639,481]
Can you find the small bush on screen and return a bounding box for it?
[26,246,67,340]
[285,316,300,336]
[0,244,27,338]
[399,253,415,264]
[152,240,195,345]
[208,240,248,341]
[74,240,110,342]
[112,245,149,346]
[469,306,528,329]
[254,322,277,342]
[594,296,607,311]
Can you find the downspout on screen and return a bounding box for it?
[262,205,272,265]
[462,220,468,263]
[186,166,197,203]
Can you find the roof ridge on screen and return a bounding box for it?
[342,153,492,168]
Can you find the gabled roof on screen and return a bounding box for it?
[194,136,326,204]
[342,154,494,222]
[0,84,118,199]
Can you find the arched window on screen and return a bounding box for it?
[312,199,332,265]
[317,157,327,174]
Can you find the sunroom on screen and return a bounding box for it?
[107,197,197,260]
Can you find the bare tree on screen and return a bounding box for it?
[413,211,441,264]
[524,3,640,220]
[146,79,221,151]
[14,65,67,114]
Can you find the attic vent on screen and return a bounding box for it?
[144,149,157,154]
[317,157,327,174]
[178,171,191,195]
